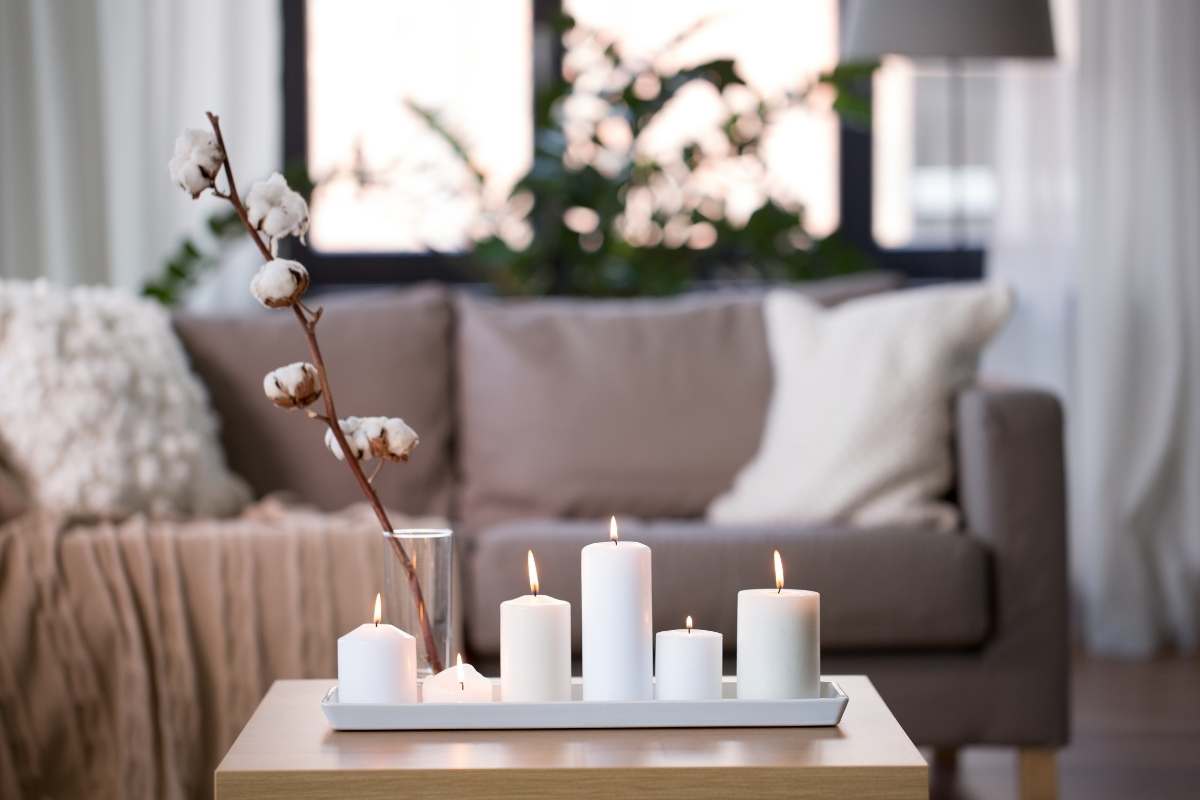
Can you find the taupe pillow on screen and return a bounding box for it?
[174,285,454,517]
[455,291,773,529]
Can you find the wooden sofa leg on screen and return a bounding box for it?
[1018,748,1058,800]
[929,748,958,798]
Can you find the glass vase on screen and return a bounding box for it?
[382,528,453,678]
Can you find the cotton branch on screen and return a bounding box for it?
[202,111,444,673]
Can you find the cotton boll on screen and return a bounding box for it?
[168,129,224,198]
[263,362,322,408]
[381,418,419,462]
[249,259,310,308]
[356,416,384,443]
[245,172,309,242]
[323,415,419,463]
[324,417,369,462]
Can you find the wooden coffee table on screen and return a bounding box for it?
[216,675,926,799]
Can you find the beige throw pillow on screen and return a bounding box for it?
[708,282,1013,530]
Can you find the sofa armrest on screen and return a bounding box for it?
[955,384,1069,739]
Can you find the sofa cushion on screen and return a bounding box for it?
[465,518,991,657]
[454,272,903,530]
[710,282,1012,530]
[174,285,454,516]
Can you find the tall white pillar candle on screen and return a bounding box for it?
[736,551,820,699]
[655,616,723,700]
[581,517,653,701]
[500,550,572,702]
[337,593,418,704]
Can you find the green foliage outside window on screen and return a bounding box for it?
[434,15,878,296]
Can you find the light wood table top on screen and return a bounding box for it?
[216,675,926,799]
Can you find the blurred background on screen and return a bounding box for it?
[1,1,1198,798]
[2,0,1050,300]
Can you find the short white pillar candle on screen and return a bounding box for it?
[422,653,494,703]
[736,550,821,699]
[337,593,418,704]
[654,616,723,701]
[500,550,572,702]
[581,516,653,701]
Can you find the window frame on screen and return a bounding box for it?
[280,0,983,285]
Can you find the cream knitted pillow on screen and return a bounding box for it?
[0,281,250,520]
[708,282,1013,530]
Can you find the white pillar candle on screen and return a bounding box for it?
[337,593,418,704]
[736,550,821,699]
[655,616,723,701]
[500,550,572,702]
[581,516,653,701]
[422,653,494,703]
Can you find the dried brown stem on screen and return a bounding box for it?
[205,111,444,674]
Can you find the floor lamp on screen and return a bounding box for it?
[841,0,1056,248]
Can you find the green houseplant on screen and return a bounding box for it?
[435,15,877,296]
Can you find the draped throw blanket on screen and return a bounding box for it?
[0,500,441,800]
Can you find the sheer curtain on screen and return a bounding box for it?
[988,0,1200,655]
[1072,0,1200,655]
[0,0,279,295]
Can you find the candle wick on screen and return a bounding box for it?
[777,587,782,594]
[459,681,464,691]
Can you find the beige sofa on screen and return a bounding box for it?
[173,274,1068,756]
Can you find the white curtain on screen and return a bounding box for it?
[0,0,280,297]
[988,0,1200,655]
[1072,0,1200,655]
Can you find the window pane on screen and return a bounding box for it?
[306,0,532,253]
[873,58,999,248]
[564,0,840,237]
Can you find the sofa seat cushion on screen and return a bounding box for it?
[466,518,991,657]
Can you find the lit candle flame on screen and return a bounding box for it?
[372,592,382,626]
[686,615,693,634]
[774,549,784,592]
[456,652,465,690]
[610,515,619,544]
[527,549,540,596]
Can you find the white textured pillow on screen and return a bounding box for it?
[708,282,1012,530]
[0,281,250,520]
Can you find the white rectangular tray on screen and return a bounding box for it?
[322,677,847,730]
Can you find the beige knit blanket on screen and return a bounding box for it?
[0,499,442,800]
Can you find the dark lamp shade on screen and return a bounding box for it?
[841,0,1056,60]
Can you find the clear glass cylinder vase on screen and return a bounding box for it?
[382,528,453,678]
